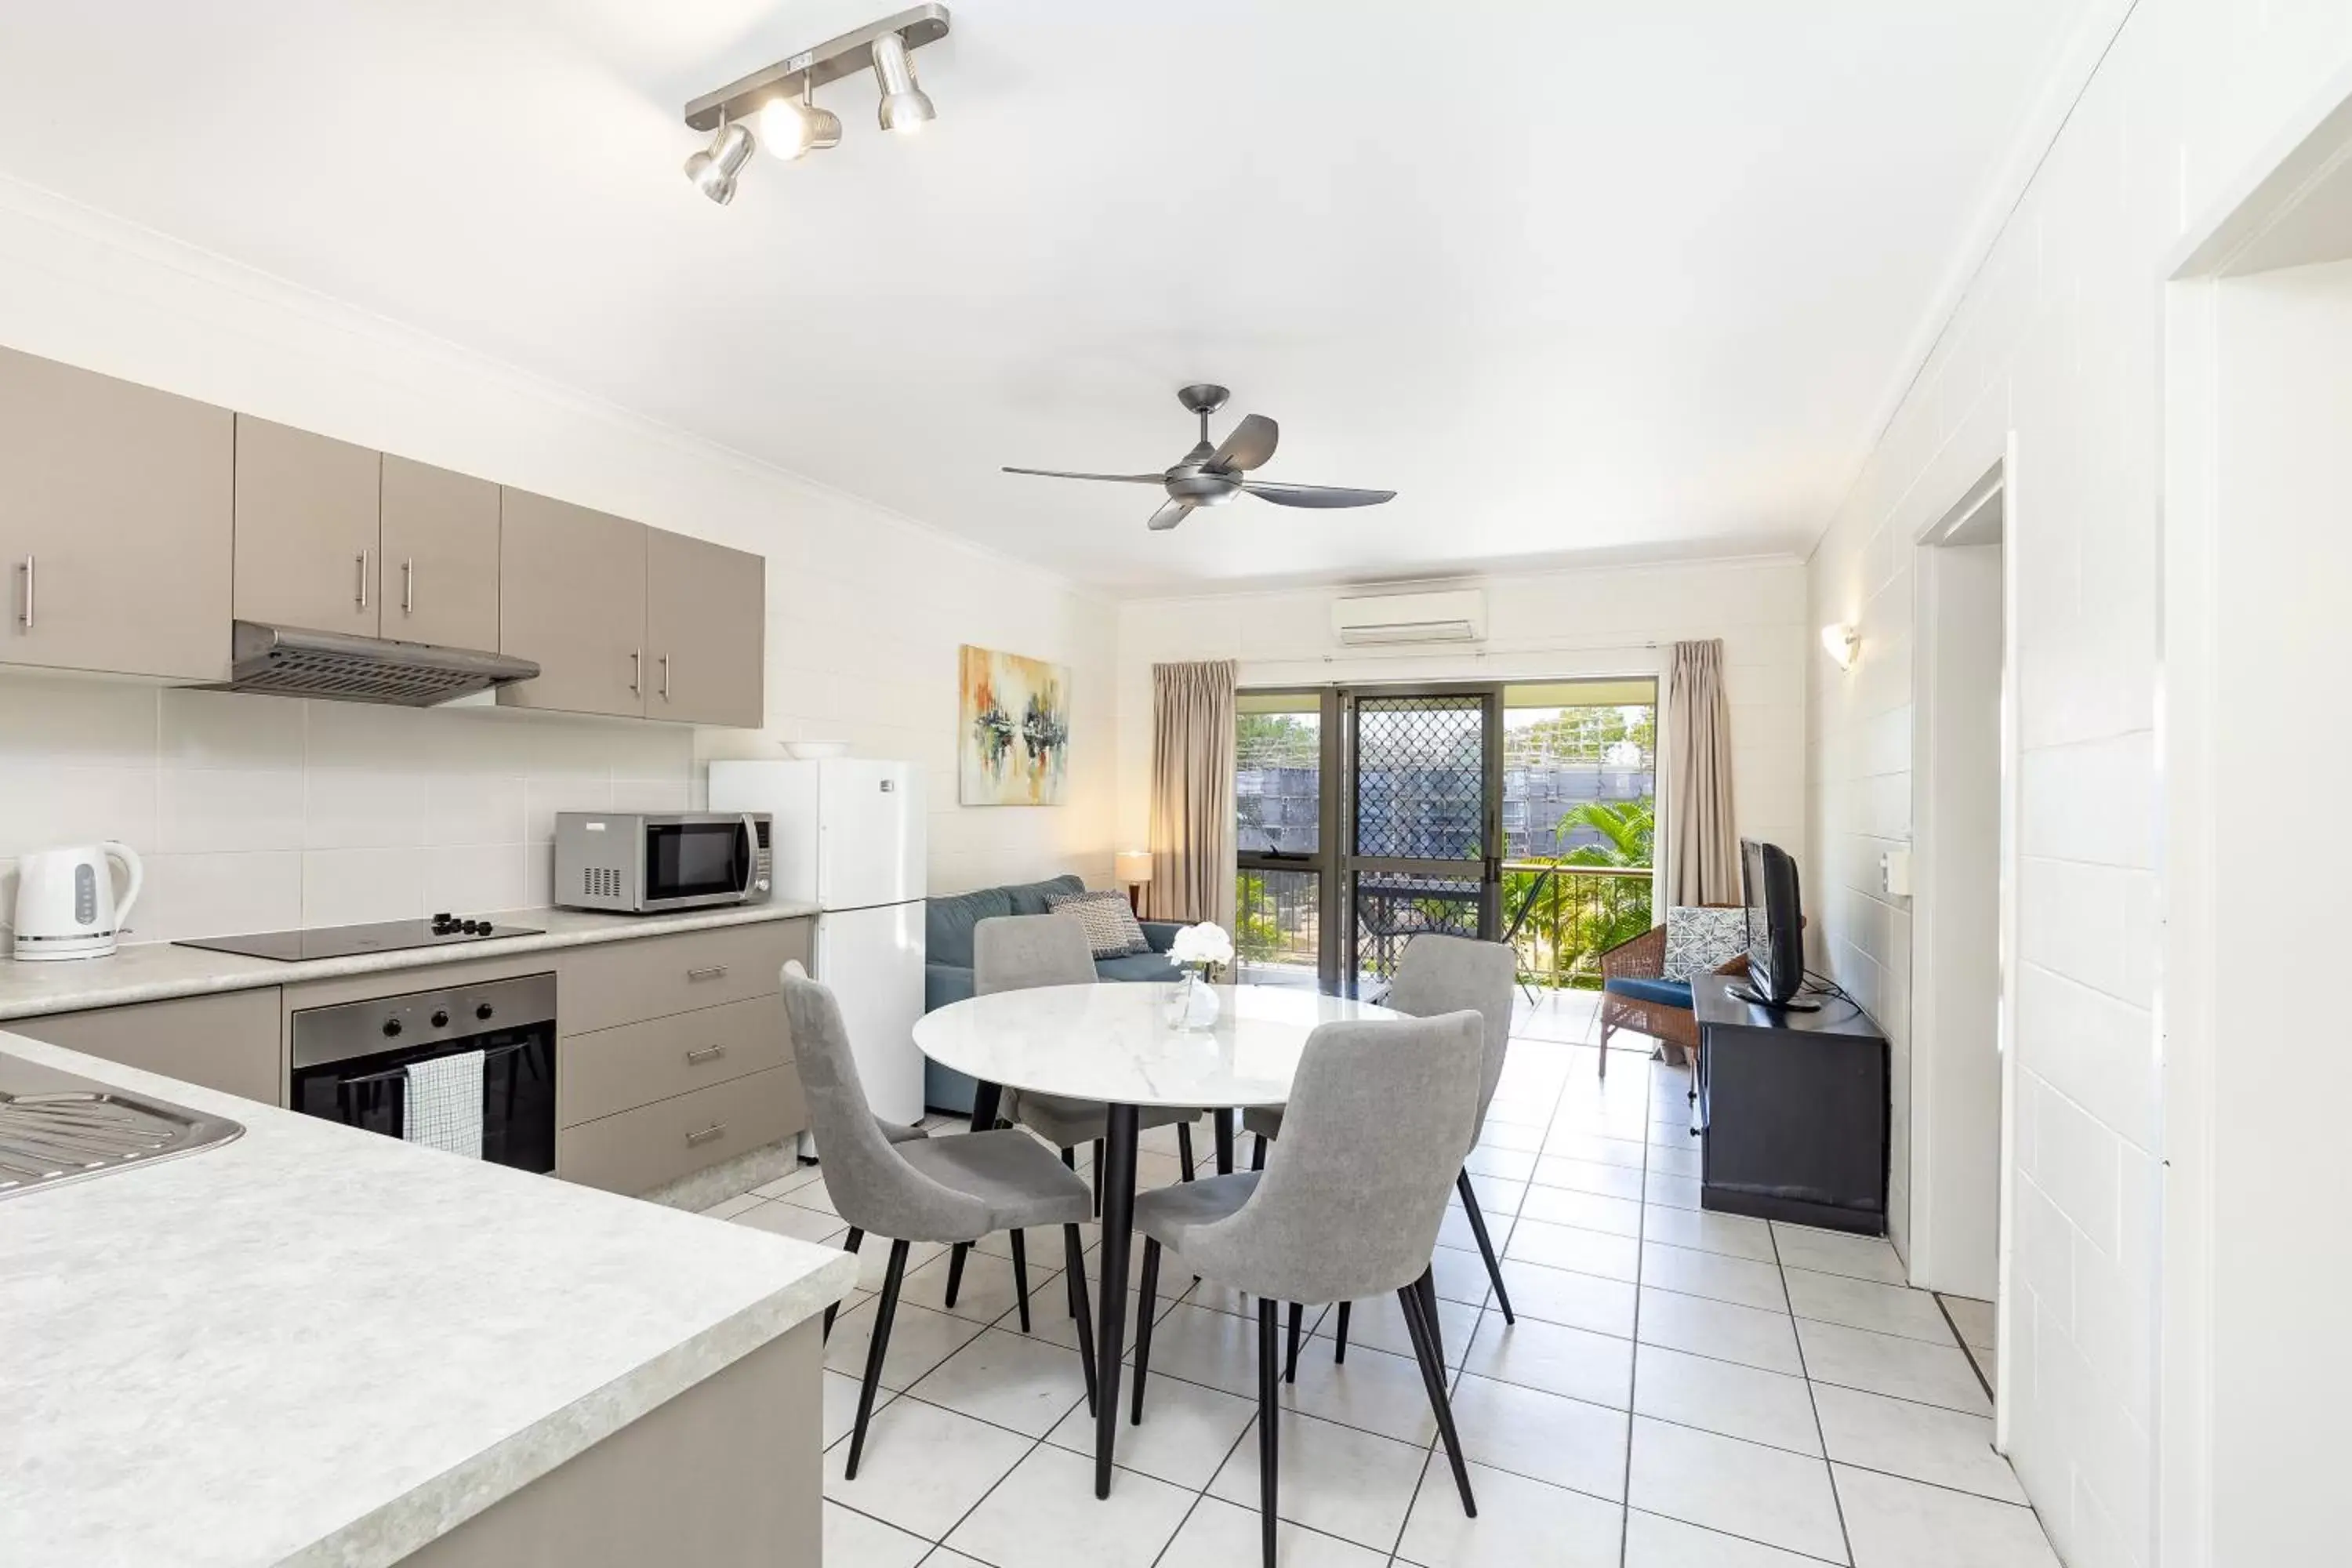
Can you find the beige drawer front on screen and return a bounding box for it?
[560,995,788,1129]
[559,919,813,1034]
[556,1066,805,1196]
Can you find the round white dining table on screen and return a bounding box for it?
[913,980,1403,1498]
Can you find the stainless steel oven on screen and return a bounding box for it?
[289,973,557,1173]
[554,811,773,913]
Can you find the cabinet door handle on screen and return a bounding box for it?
[402,558,414,615]
[355,550,371,609]
[686,964,728,982]
[659,654,670,701]
[14,556,31,630]
[684,1044,728,1065]
[630,650,641,695]
[685,1122,728,1147]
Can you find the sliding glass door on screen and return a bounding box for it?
[1341,685,1504,994]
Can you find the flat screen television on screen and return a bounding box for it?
[1731,837,1813,1010]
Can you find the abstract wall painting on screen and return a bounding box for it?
[957,644,1070,806]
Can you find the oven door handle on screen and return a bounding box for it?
[332,1040,533,1091]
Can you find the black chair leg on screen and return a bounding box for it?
[943,1241,970,1308]
[1009,1229,1031,1333]
[1250,1133,1269,1171]
[1131,1237,1161,1425]
[845,1238,910,1480]
[1092,1139,1105,1217]
[1177,1121,1196,1181]
[1062,1145,1076,1169]
[1399,1271,1477,1518]
[1454,1168,1514,1325]
[1257,1298,1281,1568]
[824,1227,863,1341]
[1065,1222,1098,1417]
[1417,1269,1447,1363]
[1332,1300,1351,1364]
[1284,1301,1303,1383]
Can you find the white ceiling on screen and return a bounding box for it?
[0,1,2087,593]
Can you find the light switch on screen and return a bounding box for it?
[1881,847,1913,898]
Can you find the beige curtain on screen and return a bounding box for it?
[1144,659,1237,929]
[1664,638,1740,906]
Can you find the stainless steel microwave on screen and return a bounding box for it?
[554,812,772,913]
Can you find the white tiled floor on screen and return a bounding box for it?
[710,989,2058,1568]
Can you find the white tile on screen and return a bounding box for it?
[822,1501,931,1568]
[698,1192,763,1220]
[1639,1243,1788,1312]
[1492,1258,1637,1339]
[301,845,423,925]
[1940,1295,1996,1352]
[1772,1222,1907,1284]
[1397,1457,1624,1568]
[0,677,154,766]
[423,772,526,845]
[1812,1384,2025,1504]
[1531,1155,1645,1201]
[824,1298,988,1392]
[1463,1144,1538,1181]
[822,1398,1031,1539]
[918,1553,991,1568]
[524,771,608,841]
[1428,1244,1496,1308]
[1458,1311,1633,1410]
[1208,1409,1431,1551]
[1519,1185,1645,1237]
[1449,1172,1528,1218]
[1158,1493,1389,1568]
[1795,1319,1991,1416]
[909,1326,1092,1436]
[1309,1290,1479,1369]
[1504,1218,1640,1283]
[158,768,304,852]
[1833,1463,2060,1568]
[1436,1206,1495,1254]
[610,775,690,812]
[303,769,426,849]
[1443,1370,1629,1501]
[158,688,302,770]
[1639,1205,1777,1262]
[822,1368,894,1448]
[1627,1417,1846,1563]
[1632,1344,1821,1455]
[0,764,156,859]
[1644,1171,1703,1210]
[1047,1370,1254,1490]
[1128,1302,1268,1399]
[422,844,525,918]
[848,1240,950,1294]
[1622,1509,1832,1568]
[1637,1288,1803,1377]
[731,1200,844,1243]
[1647,1144,1702,1180]
[779,1178,842,1216]
[1475,1121,1547,1153]
[901,1246,1058,1327]
[1280,1340,1440,1445]
[1784,1269,1955,1344]
[753,1164,825,1200]
[136,850,303,942]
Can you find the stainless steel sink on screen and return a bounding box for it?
[0,1054,245,1200]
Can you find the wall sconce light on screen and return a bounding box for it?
[1820,623,1860,672]
[1115,850,1155,913]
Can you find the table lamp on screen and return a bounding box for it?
[1115,850,1154,913]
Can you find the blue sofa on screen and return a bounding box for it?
[923,873,1183,1112]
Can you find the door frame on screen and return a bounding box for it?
[1233,687,1345,987]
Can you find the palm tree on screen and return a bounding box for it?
[1507,799,1655,989]
[1555,799,1654,869]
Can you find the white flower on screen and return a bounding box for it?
[1168,921,1235,968]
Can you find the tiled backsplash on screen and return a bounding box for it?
[0,673,693,943]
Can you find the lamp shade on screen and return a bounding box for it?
[1115,851,1154,887]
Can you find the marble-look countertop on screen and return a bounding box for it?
[0,901,822,1021]
[0,1030,857,1568]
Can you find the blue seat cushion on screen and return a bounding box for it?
[1005,874,1086,916]
[925,887,1012,969]
[1603,975,1694,1010]
[1094,951,1181,983]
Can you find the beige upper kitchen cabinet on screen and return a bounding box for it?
[0,345,234,681]
[497,488,648,718]
[232,416,383,637]
[645,528,764,728]
[380,456,500,650]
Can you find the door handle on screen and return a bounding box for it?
[14,555,30,630]
[402,558,414,615]
[355,549,371,610]
[685,1123,728,1147]
[686,965,728,982]
[684,1044,728,1065]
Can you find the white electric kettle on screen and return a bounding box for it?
[12,842,144,961]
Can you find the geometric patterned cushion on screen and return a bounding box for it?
[1046,889,1151,959]
[1662,906,1749,981]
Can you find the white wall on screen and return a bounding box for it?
[1115,557,1809,865]
[1804,4,2352,1566]
[0,174,1117,938]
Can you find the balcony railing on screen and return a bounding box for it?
[1503,862,1653,990]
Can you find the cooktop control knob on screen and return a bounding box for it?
[430,1010,450,1028]
[382,1018,404,1038]
[475,1003,494,1022]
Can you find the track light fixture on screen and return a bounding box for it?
[681,4,949,205]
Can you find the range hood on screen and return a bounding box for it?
[209,621,539,707]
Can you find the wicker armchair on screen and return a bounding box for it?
[1594,912,1749,1079]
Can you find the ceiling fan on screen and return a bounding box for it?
[1002,384,1396,532]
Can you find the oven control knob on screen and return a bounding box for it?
[382,1018,404,1038]
[430,1010,450,1028]
[475,1003,494,1022]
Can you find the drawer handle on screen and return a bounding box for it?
[686,965,728,982]
[686,1123,728,1147]
[684,1044,728,1065]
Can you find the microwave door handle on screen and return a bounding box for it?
[740,813,758,892]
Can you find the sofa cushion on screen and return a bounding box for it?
[1048,888,1151,957]
[1005,873,1086,915]
[926,887,1012,969]
[1095,951,1181,983]
[1603,975,1695,1010]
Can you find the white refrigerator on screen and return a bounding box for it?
[709,759,927,1127]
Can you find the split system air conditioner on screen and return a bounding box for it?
[1329,589,1487,647]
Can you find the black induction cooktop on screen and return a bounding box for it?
[174,914,544,963]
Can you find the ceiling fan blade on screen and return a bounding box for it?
[1209,414,1279,473]
[1002,466,1168,485]
[1146,499,1195,532]
[1240,481,1397,509]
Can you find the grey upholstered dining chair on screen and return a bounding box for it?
[973,914,1206,1234]
[781,960,1099,1479]
[1128,1011,1485,1568]
[1242,933,1520,1364]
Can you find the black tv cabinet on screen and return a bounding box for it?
[1691,978,1889,1236]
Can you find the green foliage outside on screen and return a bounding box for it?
[1503,797,1656,989]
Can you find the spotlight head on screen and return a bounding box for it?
[760,83,843,161]
[870,31,936,134]
[684,120,756,204]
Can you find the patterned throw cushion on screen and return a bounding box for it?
[1047,889,1151,959]
[1662,906,1750,981]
